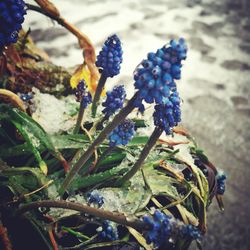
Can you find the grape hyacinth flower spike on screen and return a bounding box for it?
[143,210,201,248]
[108,119,135,147]
[134,38,187,105]
[92,34,123,117]
[0,0,26,51]
[73,79,92,134]
[116,39,187,186]
[181,224,202,241]
[216,170,227,195]
[153,91,181,135]
[98,220,119,241]
[87,190,104,208]
[102,85,126,118]
[143,210,173,248]
[59,39,187,195]
[92,119,135,173]
[215,170,227,211]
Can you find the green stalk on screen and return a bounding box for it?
[59,93,138,195]
[61,226,90,240]
[91,73,107,117]
[73,100,85,134]
[115,127,163,186]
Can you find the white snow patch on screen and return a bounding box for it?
[31,88,78,134]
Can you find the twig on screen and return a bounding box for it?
[17,200,146,231]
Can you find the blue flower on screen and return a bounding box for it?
[102,85,126,117]
[19,92,33,102]
[153,91,181,134]
[75,80,92,108]
[96,34,123,78]
[0,0,26,49]
[143,210,202,247]
[216,171,227,195]
[143,210,173,247]
[99,220,119,241]
[180,224,202,241]
[134,38,187,105]
[87,190,104,208]
[108,119,135,147]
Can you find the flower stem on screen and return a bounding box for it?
[59,93,138,195]
[17,200,146,231]
[115,127,163,186]
[91,73,107,117]
[73,100,85,134]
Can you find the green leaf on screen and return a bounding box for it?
[70,167,127,191]
[0,104,64,172]
[97,152,126,166]
[50,134,90,149]
[132,119,147,128]
[0,143,31,158]
[2,167,49,197]
[128,136,149,146]
[147,173,181,199]
[96,185,152,214]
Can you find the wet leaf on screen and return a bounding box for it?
[0,105,65,173]
[146,173,181,199]
[70,167,128,191]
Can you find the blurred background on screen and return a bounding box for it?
[24,0,250,249]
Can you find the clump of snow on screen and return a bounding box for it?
[31,88,78,134]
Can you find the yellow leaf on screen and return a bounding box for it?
[0,89,26,112]
[70,64,98,94]
[127,227,152,250]
[70,64,90,88]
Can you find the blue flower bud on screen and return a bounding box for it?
[99,220,119,241]
[134,38,187,105]
[102,85,126,117]
[181,224,202,240]
[87,191,104,208]
[216,171,227,195]
[0,0,26,49]
[96,34,123,78]
[153,91,181,134]
[108,119,135,147]
[75,80,92,108]
[143,210,173,248]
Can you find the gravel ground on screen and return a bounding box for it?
[23,0,250,249]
